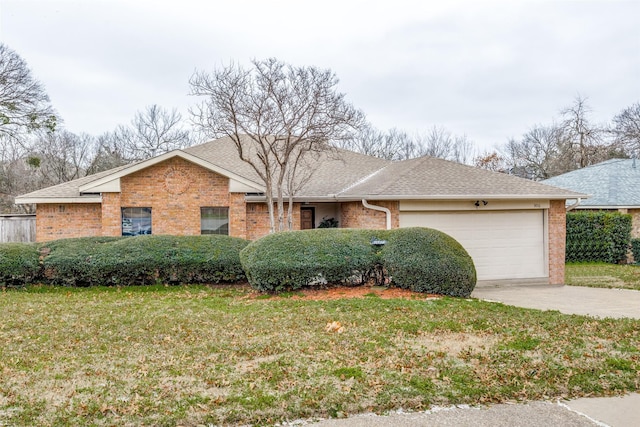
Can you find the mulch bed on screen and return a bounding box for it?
[245,284,440,301]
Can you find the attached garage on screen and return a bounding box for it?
[399,201,548,282]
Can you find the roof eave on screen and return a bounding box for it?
[15,196,103,204]
[331,193,589,201]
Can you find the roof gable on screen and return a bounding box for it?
[78,150,265,194]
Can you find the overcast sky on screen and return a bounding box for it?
[1,0,638,153]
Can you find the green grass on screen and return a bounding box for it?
[566,262,640,290]
[0,285,639,426]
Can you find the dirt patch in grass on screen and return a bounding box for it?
[415,332,499,357]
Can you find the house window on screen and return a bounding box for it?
[201,207,229,235]
[122,207,152,236]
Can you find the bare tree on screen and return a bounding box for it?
[190,58,364,232]
[85,131,130,174]
[560,95,604,168]
[113,105,192,161]
[0,44,57,144]
[501,124,568,180]
[415,126,475,164]
[338,125,414,160]
[345,124,475,163]
[474,151,507,172]
[612,102,640,155]
[29,130,95,185]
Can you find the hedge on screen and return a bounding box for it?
[0,243,41,287]
[566,212,631,263]
[382,227,477,297]
[240,227,477,296]
[631,239,640,264]
[240,228,382,292]
[41,235,248,286]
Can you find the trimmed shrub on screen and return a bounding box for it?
[0,243,41,287]
[566,212,631,263]
[39,236,124,286]
[41,235,248,286]
[241,227,477,297]
[240,228,384,292]
[631,239,640,264]
[382,227,476,297]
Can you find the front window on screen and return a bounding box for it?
[122,207,152,236]
[201,207,229,235]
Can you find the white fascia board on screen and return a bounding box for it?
[81,178,120,193]
[334,194,589,201]
[79,150,265,193]
[229,179,263,193]
[15,196,102,204]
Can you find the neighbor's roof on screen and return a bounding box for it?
[16,135,585,203]
[339,155,586,200]
[542,158,640,208]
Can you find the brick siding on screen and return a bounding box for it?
[36,203,102,242]
[340,201,400,229]
[246,202,301,240]
[548,200,566,285]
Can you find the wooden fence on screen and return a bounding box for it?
[0,215,36,243]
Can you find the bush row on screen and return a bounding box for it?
[240,227,477,297]
[1,228,477,297]
[0,235,248,287]
[566,211,632,263]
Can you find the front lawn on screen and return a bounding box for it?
[566,262,640,290]
[1,285,638,426]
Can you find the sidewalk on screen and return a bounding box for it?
[307,393,640,426]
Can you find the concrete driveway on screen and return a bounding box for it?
[471,284,640,319]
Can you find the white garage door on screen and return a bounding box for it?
[399,210,546,281]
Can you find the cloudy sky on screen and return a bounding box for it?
[1,0,638,153]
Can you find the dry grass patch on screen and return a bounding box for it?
[0,285,638,426]
[566,263,640,290]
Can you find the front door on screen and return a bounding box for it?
[301,207,315,230]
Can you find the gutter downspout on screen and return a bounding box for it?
[566,198,582,212]
[362,199,391,230]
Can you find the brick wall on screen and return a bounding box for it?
[109,157,231,236]
[246,202,301,240]
[340,201,399,229]
[548,200,566,285]
[36,203,102,242]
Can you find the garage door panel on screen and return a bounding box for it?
[399,211,546,281]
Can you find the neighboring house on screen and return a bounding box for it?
[543,158,640,237]
[16,136,585,285]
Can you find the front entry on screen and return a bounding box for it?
[301,207,315,230]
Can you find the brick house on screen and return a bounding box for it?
[16,136,585,285]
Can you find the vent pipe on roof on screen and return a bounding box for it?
[362,199,392,230]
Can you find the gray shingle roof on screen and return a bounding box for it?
[183,136,391,197]
[16,136,585,202]
[542,158,640,207]
[340,155,585,199]
[15,163,134,200]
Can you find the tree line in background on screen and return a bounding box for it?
[1,42,639,215]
